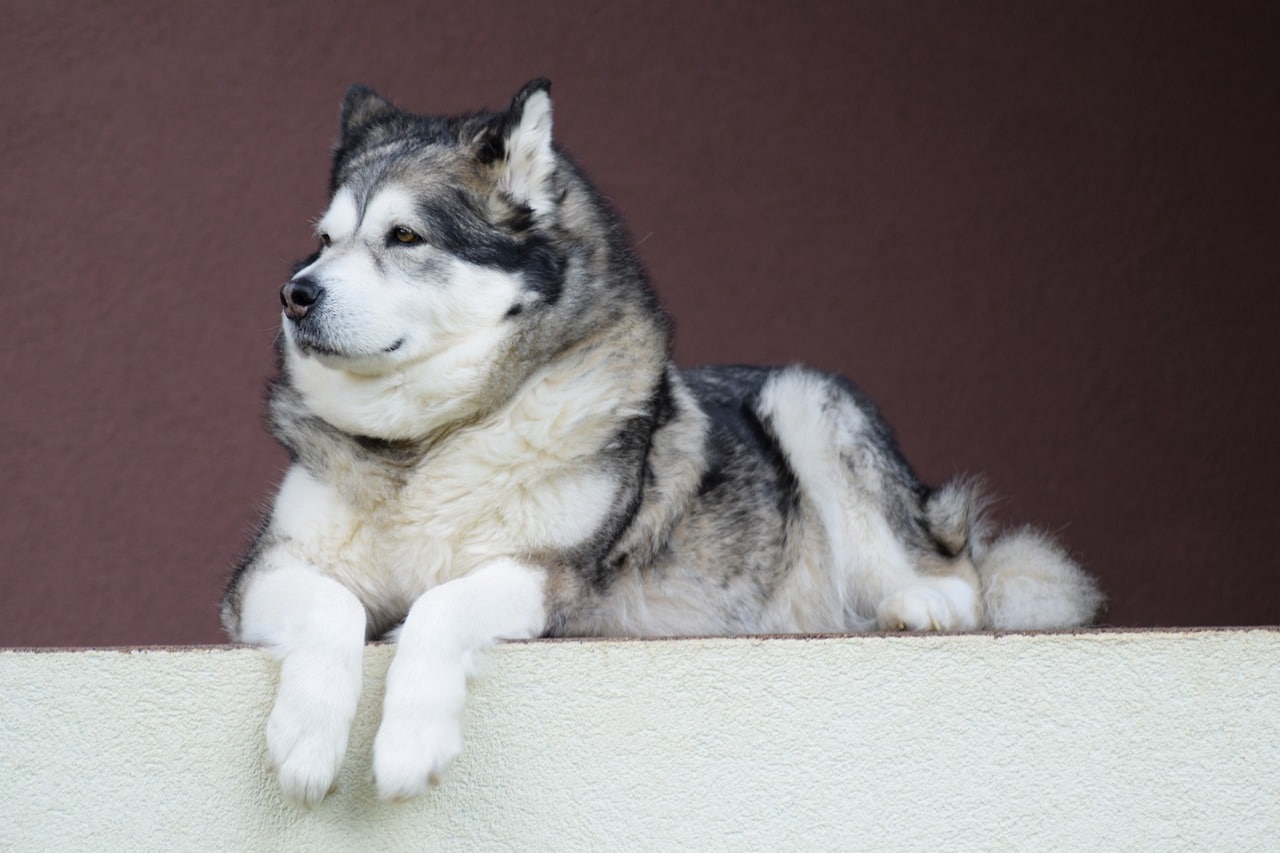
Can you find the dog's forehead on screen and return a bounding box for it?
[323,148,476,236]
[317,185,424,238]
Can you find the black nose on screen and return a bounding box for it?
[280,277,324,321]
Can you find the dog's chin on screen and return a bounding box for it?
[287,324,407,374]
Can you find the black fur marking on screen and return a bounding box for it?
[416,193,565,303]
[685,367,800,520]
[352,433,421,462]
[745,406,801,519]
[577,369,680,593]
[474,128,505,166]
[652,368,677,428]
[696,399,800,520]
[291,250,321,277]
[502,204,536,234]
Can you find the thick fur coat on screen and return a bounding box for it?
[223,80,1103,804]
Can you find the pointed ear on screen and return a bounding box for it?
[492,78,557,215]
[339,84,397,146]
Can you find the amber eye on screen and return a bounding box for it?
[392,226,421,244]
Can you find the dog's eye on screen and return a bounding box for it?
[319,233,331,248]
[391,226,421,245]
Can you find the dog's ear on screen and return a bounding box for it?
[479,78,557,215]
[339,84,398,146]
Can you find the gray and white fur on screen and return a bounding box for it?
[222,79,1103,805]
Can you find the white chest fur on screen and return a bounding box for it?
[270,355,643,625]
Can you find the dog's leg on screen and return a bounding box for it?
[373,557,547,800]
[237,558,367,806]
[871,489,985,631]
[827,507,983,633]
[758,367,982,632]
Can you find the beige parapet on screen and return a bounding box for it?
[2,629,1277,851]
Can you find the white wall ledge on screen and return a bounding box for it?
[3,629,1277,851]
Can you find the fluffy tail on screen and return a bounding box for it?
[925,481,1104,630]
[977,528,1104,629]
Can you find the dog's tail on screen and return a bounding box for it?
[925,480,1103,630]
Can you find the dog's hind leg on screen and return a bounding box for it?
[757,367,982,632]
[236,557,369,806]
[873,480,986,631]
[373,557,548,800]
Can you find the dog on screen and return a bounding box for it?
[222,78,1103,805]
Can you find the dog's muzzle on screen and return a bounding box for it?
[281,277,324,321]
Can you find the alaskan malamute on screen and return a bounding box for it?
[223,79,1102,804]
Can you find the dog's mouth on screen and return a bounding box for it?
[295,339,346,359]
[288,321,345,359]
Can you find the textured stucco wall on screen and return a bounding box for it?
[2,631,1276,851]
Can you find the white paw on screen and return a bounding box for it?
[877,578,978,632]
[372,711,464,801]
[265,694,351,807]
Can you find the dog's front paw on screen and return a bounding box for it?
[265,694,351,806]
[372,711,464,801]
[877,578,978,632]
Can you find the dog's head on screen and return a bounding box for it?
[279,80,590,439]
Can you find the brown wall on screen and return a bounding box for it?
[3,1,1277,645]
